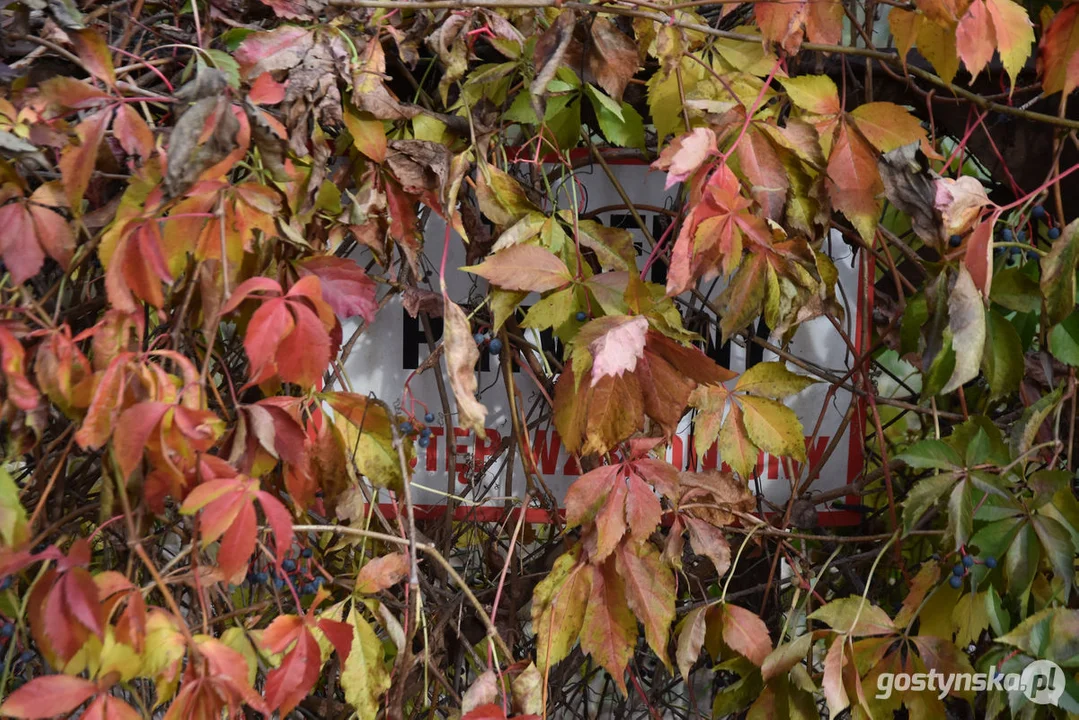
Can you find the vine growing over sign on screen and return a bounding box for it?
[1,0,1079,717]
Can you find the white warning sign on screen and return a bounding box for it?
[341,160,866,521]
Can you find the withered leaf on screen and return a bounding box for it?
[878,142,942,249]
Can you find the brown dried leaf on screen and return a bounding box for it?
[443,297,487,434]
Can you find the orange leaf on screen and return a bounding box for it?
[463,244,572,293]
[956,0,997,78]
[579,559,636,694]
[826,121,882,242]
[58,110,110,210]
[0,675,98,718]
[719,603,772,665]
[616,542,674,669]
[355,553,410,594]
[1039,4,1079,95]
[70,29,116,86]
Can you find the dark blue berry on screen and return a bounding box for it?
[576,311,587,322]
[18,650,33,664]
[1049,227,1061,240]
[274,578,286,589]
[417,435,430,448]
[420,426,431,437]
[313,576,325,586]
[0,624,13,638]
[985,556,997,569]
[399,421,413,436]
[254,572,269,584]
[301,583,316,594]
[488,338,503,354]
[949,575,963,589]
[301,548,313,558]
[1001,228,1014,241]
[949,234,962,247]
[1017,230,1027,241]
[962,554,975,568]
[424,412,436,423]
[1033,205,1046,220]
[952,564,965,576]
[282,559,297,573]
[0,577,11,591]
[473,332,486,345]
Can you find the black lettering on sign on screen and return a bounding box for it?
[402,308,565,371]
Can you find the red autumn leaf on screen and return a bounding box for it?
[249,72,287,105]
[665,165,772,295]
[579,558,636,694]
[1038,3,1079,96]
[82,695,141,720]
[355,552,411,594]
[102,219,175,312]
[826,120,883,242]
[35,325,93,416]
[263,621,322,716]
[755,0,843,54]
[181,474,293,583]
[0,196,74,284]
[616,541,675,669]
[58,109,110,209]
[296,256,378,323]
[113,104,154,159]
[734,125,788,221]
[0,324,40,411]
[652,127,716,190]
[718,603,772,665]
[192,637,270,715]
[28,541,105,662]
[70,29,116,86]
[555,330,734,455]
[221,275,337,388]
[0,675,98,718]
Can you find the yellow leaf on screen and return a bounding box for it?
[738,395,807,462]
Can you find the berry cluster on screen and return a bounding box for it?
[246,545,327,596]
[949,550,997,588]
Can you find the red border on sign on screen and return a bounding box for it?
[389,148,870,527]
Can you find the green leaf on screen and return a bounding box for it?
[981,309,1023,398]
[901,472,958,532]
[990,267,1041,313]
[735,361,818,399]
[942,266,986,394]
[900,293,928,356]
[1005,520,1039,600]
[1031,514,1075,602]
[490,288,528,332]
[583,85,645,149]
[0,466,28,549]
[584,84,624,121]
[532,547,591,671]
[1050,310,1079,366]
[947,415,1010,467]
[544,95,582,151]
[738,395,807,462]
[521,287,576,331]
[1009,385,1064,459]
[505,91,539,124]
[896,439,962,470]
[341,608,391,718]
[1041,218,1079,325]
[946,479,975,550]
